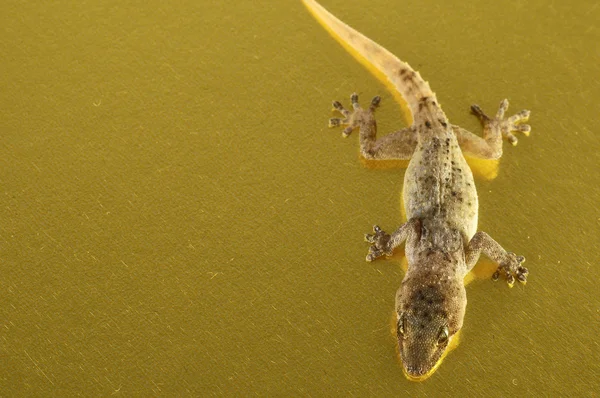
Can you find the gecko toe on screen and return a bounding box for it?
[518,265,529,276]
[332,100,350,117]
[329,118,345,127]
[470,104,490,121]
[342,126,354,137]
[366,246,383,262]
[495,99,509,119]
[492,269,500,281]
[516,265,529,284]
[369,96,381,111]
[508,110,530,123]
[506,273,515,287]
[515,124,531,136]
[506,133,518,146]
[350,93,360,109]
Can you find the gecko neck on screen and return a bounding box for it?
[405,247,467,282]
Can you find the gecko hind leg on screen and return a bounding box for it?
[329,93,417,160]
[453,99,531,159]
[329,93,380,137]
[471,99,531,146]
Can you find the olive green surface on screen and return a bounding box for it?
[1,0,598,395]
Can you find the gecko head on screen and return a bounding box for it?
[394,275,466,381]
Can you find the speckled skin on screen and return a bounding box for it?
[304,0,531,381]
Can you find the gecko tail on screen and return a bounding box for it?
[303,0,435,120]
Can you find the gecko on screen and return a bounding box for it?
[303,0,531,381]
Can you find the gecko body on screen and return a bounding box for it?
[303,0,531,381]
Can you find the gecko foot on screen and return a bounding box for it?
[329,93,381,137]
[471,99,531,146]
[364,225,392,261]
[492,252,529,287]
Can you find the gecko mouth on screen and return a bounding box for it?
[399,331,461,382]
[401,352,444,382]
[402,361,442,382]
[397,337,446,382]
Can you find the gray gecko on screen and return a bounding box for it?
[303,0,531,381]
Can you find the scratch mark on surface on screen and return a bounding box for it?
[25,350,54,385]
[162,63,181,80]
[473,354,485,372]
[207,272,220,280]
[42,231,57,243]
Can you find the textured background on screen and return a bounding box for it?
[1,0,598,395]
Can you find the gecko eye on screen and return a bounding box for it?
[437,326,449,345]
[397,314,407,338]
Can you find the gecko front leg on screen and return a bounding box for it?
[465,231,529,287]
[329,93,417,160]
[364,219,420,262]
[452,99,531,159]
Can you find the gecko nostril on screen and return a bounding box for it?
[406,365,425,376]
